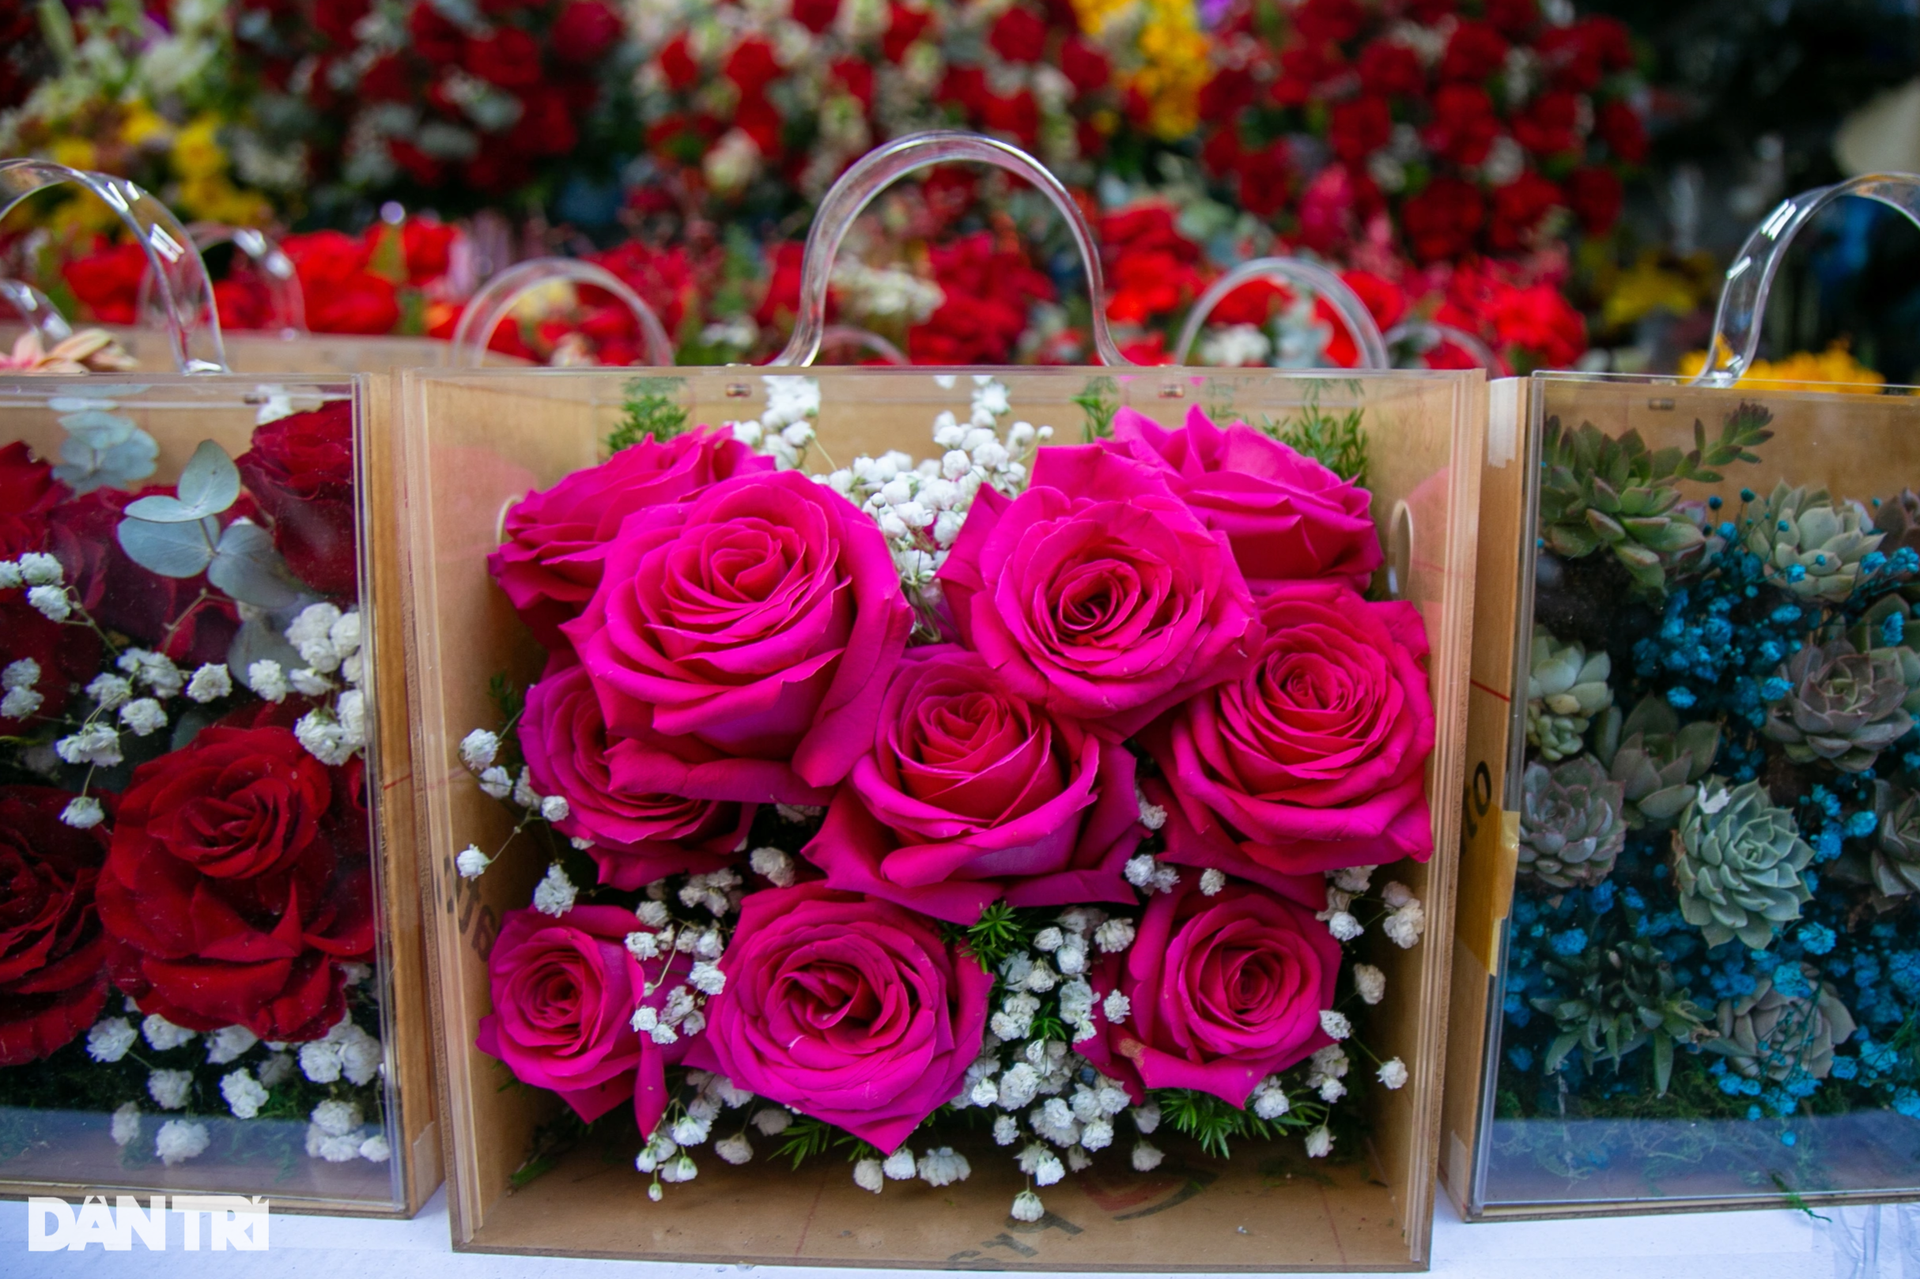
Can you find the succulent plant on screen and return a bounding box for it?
[1533,932,1711,1095]
[1527,626,1613,761]
[1518,757,1628,889]
[1761,638,1913,774]
[1705,964,1856,1083]
[1869,780,1920,899]
[1743,481,1883,603]
[1593,697,1721,828]
[1672,778,1815,950]
[1873,488,1920,559]
[1846,596,1920,717]
[1536,405,1770,593]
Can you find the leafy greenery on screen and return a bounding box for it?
[1074,375,1119,443]
[1154,1087,1313,1160]
[957,901,1026,972]
[771,1114,864,1170]
[606,376,689,454]
[1263,385,1369,487]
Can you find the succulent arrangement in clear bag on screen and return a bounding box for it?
[1497,399,1920,1189]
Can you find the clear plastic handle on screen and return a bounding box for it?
[819,324,909,365]
[1172,256,1391,370]
[135,222,307,338]
[772,131,1128,368]
[450,257,675,368]
[0,278,75,344]
[1692,172,1920,387]
[0,160,227,373]
[1385,320,1504,374]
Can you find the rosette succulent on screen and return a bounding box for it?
[1761,638,1912,774]
[1518,757,1627,889]
[1705,964,1856,1082]
[1526,626,1612,761]
[1593,697,1720,829]
[1673,779,1815,949]
[1873,488,1920,560]
[1743,481,1883,603]
[1533,932,1710,1095]
[1870,780,1920,899]
[1536,405,1769,592]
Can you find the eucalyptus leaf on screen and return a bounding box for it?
[226,615,304,686]
[117,514,218,577]
[208,520,302,609]
[54,410,159,494]
[176,439,241,517]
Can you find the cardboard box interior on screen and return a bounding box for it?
[0,374,438,1217]
[1443,374,1920,1220]
[400,365,1485,1269]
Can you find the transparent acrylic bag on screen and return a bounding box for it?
[0,162,438,1216]
[402,131,1484,1267]
[1444,173,1920,1219]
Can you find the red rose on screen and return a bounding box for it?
[489,425,773,647]
[0,786,111,1066]
[1486,0,1540,35]
[1487,279,1587,369]
[1341,268,1408,332]
[1565,165,1624,235]
[1236,142,1293,218]
[657,33,699,89]
[1424,82,1497,165]
[937,446,1262,736]
[283,232,400,334]
[1440,20,1509,81]
[1401,175,1486,262]
[401,218,456,284]
[806,645,1142,922]
[1080,875,1339,1107]
[1512,89,1582,157]
[97,725,374,1041]
[236,401,359,599]
[989,6,1048,62]
[478,904,689,1137]
[725,38,779,93]
[1329,95,1392,165]
[982,88,1040,147]
[314,0,370,47]
[408,2,464,61]
[833,57,875,108]
[1200,65,1257,118]
[1488,171,1563,251]
[791,0,840,32]
[510,86,579,157]
[1292,0,1363,43]
[565,470,913,803]
[1104,406,1382,589]
[466,27,543,89]
[1597,99,1647,164]
[552,0,621,62]
[521,660,752,890]
[61,243,147,327]
[1357,40,1424,98]
[1539,17,1633,94]
[884,2,932,58]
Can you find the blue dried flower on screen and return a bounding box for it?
[1550,928,1589,957]
[1797,923,1837,956]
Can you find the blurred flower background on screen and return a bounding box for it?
[0,0,1915,377]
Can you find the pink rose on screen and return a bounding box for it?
[1103,407,1382,590]
[520,659,753,890]
[686,883,991,1152]
[937,446,1261,736]
[489,427,774,647]
[804,645,1141,922]
[477,904,687,1138]
[1084,874,1338,1106]
[1149,579,1435,874]
[564,470,913,803]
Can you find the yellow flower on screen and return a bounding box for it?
[1678,341,1885,395]
[49,137,99,172]
[171,116,228,181]
[1129,0,1211,141]
[1068,0,1138,37]
[119,102,173,150]
[1600,255,1707,332]
[177,174,271,227]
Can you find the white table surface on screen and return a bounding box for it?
[4,1183,1907,1277]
